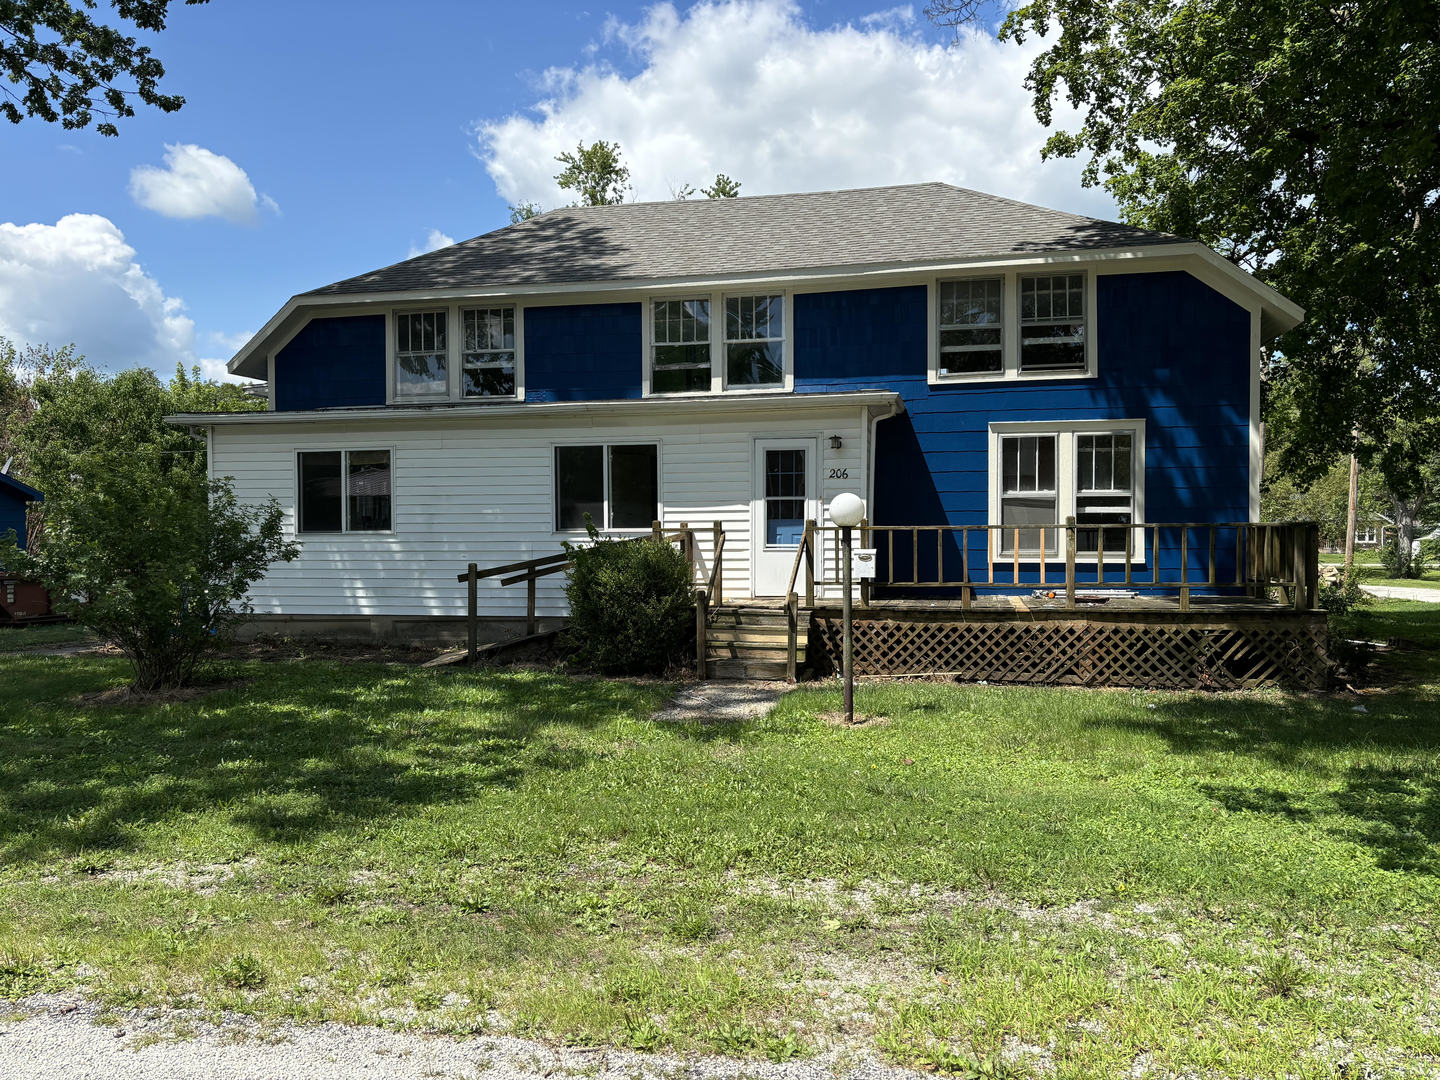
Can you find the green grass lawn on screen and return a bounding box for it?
[0,622,94,652]
[2,604,1439,1077]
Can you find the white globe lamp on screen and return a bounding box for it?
[829,492,865,528]
[828,492,865,722]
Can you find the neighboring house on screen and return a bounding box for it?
[170,183,1303,640]
[0,471,42,553]
[0,470,51,623]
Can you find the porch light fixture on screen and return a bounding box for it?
[828,492,866,724]
[828,434,843,450]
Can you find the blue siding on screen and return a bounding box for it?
[794,273,1252,590]
[0,480,41,552]
[525,303,643,402]
[275,315,386,411]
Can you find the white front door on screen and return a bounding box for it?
[752,438,819,597]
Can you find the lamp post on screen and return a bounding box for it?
[828,492,866,724]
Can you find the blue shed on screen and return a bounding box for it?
[0,472,42,552]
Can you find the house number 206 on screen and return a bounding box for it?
[828,468,850,479]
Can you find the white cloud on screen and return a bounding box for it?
[129,143,277,224]
[408,229,456,258]
[478,1,1116,219]
[0,213,256,383]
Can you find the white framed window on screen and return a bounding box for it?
[1019,273,1087,372]
[644,291,791,395]
[387,304,523,403]
[461,306,518,398]
[988,419,1145,559]
[393,310,448,399]
[297,449,393,533]
[554,443,659,532]
[938,277,1003,377]
[929,269,1096,384]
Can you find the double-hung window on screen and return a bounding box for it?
[725,294,785,388]
[1075,432,1134,553]
[394,310,448,398]
[648,293,789,394]
[1019,273,1086,372]
[991,421,1144,559]
[555,444,659,531]
[651,299,712,393]
[938,277,1003,376]
[461,306,517,397]
[298,450,392,533]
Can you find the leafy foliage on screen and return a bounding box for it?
[701,174,741,199]
[508,200,542,224]
[0,0,210,135]
[554,140,632,206]
[4,454,298,691]
[562,519,694,674]
[984,0,1440,478]
[1317,569,1367,618]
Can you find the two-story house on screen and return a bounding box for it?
[170,182,1304,647]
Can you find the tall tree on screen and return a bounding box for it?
[702,174,741,199]
[554,140,632,206]
[1,0,210,135]
[931,0,1440,484]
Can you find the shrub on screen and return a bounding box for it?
[2,451,299,691]
[562,519,694,674]
[1317,568,1368,617]
[1380,536,1421,579]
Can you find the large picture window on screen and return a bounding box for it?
[990,422,1143,558]
[394,310,448,398]
[298,450,392,533]
[555,444,659,531]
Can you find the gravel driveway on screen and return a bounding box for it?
[1360,584,1440,603]
[1,994,917,1080]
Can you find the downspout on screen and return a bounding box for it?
[864,396,903,519]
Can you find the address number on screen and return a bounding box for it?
[828,468,850,479]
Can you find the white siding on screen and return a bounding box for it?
[210,406,871,618]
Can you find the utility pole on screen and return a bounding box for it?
[1344,452,1359,573]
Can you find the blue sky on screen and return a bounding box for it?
[0,0,1115,381]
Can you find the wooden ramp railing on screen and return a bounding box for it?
[458,521,722,665]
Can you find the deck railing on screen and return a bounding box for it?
[785,519,1320,614]
[457,520,720,664]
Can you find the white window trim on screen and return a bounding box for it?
[551,438,664,536]
[929,269,1098,385]
[641,290,793,397]
[986,419,1145,562]
[385,304,525,405]
[295,447,396,536]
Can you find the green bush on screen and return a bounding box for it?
[1379,536,1419,579]
[1317,568,1368,617]
[562,520,694,674]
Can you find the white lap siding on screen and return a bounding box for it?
[208,405,870,619]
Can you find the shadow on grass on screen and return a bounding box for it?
[0,656,656,863]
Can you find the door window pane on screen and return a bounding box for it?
[765,448,806,545]
[299,451,342,533]
[556,445,604,531]
[609,444,658,529]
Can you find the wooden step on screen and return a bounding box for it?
[706,657,790,680]
[705,641,805,661]
[708,611,793,629]
[706,626,793,644]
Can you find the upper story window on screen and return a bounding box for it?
[298,449,392,533]
[651,299,712,394]
[1020,273,1086,372]
[394,311,448,399]
[646,292,790,395]
[938,278,1003,376]
[462,307,517,397]
[388,305,523,403]
[725,294,785,389]
[930,270,1094,385]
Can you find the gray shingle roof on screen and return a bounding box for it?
[306,182,1180,297]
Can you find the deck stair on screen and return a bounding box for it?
[704,604,806,680]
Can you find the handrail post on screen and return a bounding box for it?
[696,588,708,679]
[1179,526,1191,612]
[526,574,537,637]
[1292,524,1307,611]
[1307,523,1321,609]
[1064,517,1077,610]
[786,592,799,682]
[859,517,871,607]
[803,519,815,608]
[680,521,692,577]
[467,562,478,663]
[712,520,723,603]
[652,519,662,542]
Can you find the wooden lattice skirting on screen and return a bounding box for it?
[809,611,1331,691]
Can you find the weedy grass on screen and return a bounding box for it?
[0,623,93,652]
[1,601,1438,1077]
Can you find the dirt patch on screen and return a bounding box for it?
[817,711,890,729]
[213,635,451,666]
[71,678,250,707]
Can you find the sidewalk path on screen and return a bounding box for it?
[1361,585,1440,603]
